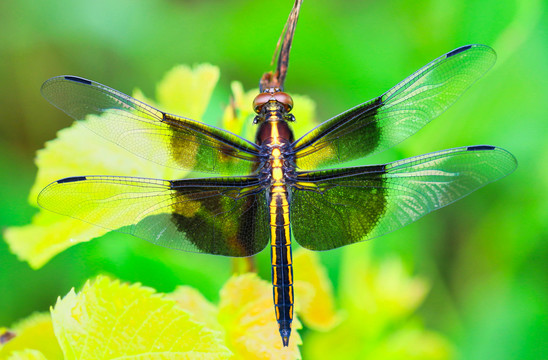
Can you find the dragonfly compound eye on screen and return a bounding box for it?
[253,91,294,113]
[253,92,273,113]
[273,92,293,112]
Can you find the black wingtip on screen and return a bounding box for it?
[446,45,473,58]
[57,176,87,184]
[467,145,496,151]
[64,76,92,85]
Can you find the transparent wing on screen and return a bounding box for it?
[290,145,516,250]
[38,175,269,256]
[41,76,261,175]
[292,45,497,170]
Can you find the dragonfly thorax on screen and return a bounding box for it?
[255,118,295,145]
[256,142,296,190]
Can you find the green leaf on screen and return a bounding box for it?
[51,276,231,360]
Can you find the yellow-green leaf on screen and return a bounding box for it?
[156,64,220,119]
[7,349,48,360]
[5,64,217,268]
[51,276,231,360]
[0,313,62,360]
[169,286,221,333]
[3,121,172,268]
[293,249,342,331]
[4,211,108,269]
[218,274,302,360]
[302,246,442,360]
[221,81,257,137]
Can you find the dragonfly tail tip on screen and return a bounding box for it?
[280,328,291,347]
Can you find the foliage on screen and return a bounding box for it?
[1,0,547,358]
[3,65,448,359]
[3,65,218,268]
[4,64,318,269]
[303,246,453,359]
[1,249,450,360]
[0,313,62,360]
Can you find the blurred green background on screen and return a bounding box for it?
[1,0,546,358]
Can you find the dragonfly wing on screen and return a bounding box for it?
[292,45,497,170]
[41,76,261,175]
[290,145,516,250]
[38,175,269,256]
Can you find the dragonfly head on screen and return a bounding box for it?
[252,88,293,124]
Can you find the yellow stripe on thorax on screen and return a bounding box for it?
[270,121,280,144]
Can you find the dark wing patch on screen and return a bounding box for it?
[292,45,497,170]
[41,76,261,175]
[38,175,270,257]
[290,146,516,250]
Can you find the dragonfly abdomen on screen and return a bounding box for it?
[269,186,294,347]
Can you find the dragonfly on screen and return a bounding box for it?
[38,44,517,347]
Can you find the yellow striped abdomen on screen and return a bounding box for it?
[269,186,293,347]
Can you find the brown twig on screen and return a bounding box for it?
[259,0,303,91]
[0,330,16,345]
